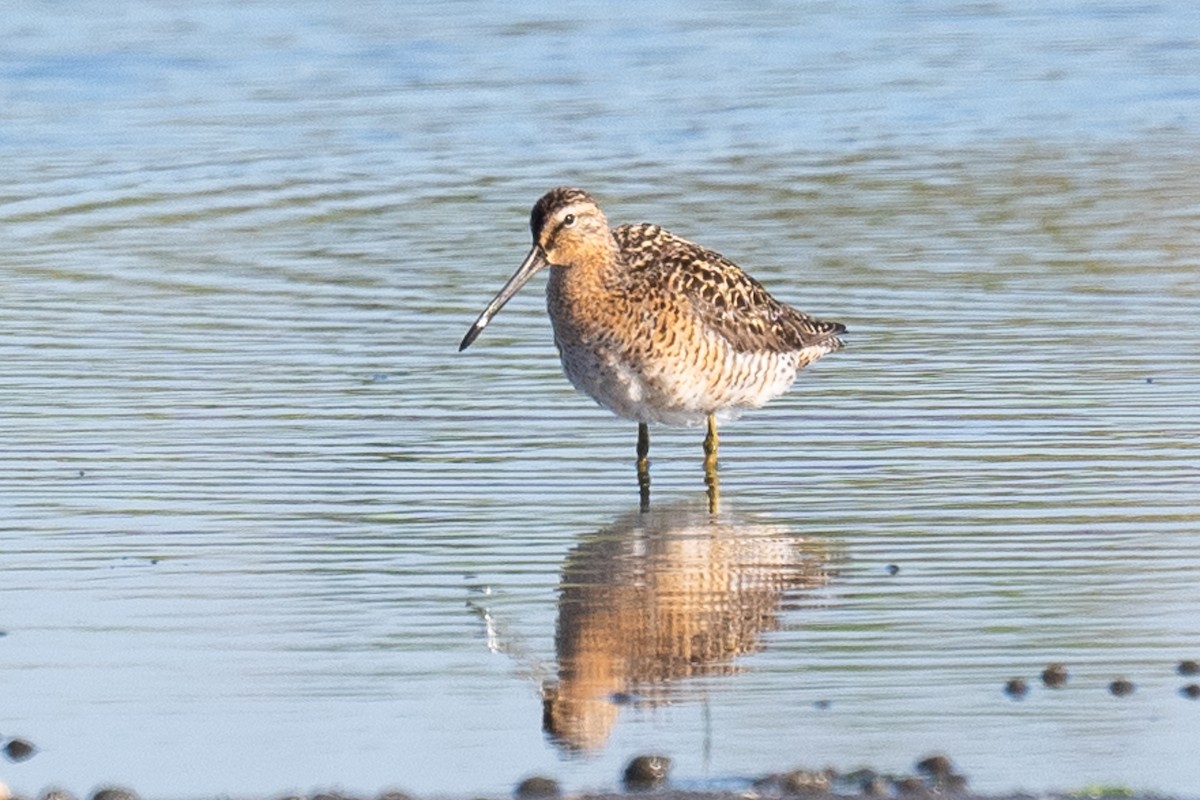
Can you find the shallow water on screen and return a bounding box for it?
[2,1,1200,797]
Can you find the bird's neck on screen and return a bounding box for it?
[547,236,623,301]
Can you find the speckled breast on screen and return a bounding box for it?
[547,299,803,426]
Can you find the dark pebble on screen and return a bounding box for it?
[894,775,928,796]
[845,769,889,797]
[781,768,833,793]
[1004,677,1028,699]
[1180,683,1200,699]
[623,754,671,790]
[514,776,560,800]
[610,691,635,705]
[91,788,140,800]
[1177,659,1199,676]
[915,754,953,778]
[886,564,900,575]
[375,793,414,800]
[941,773,969,792]
[844,768,878,785]
[39,789,77,800]
[1041,662,1069,688]
[1109,678,1135,697]
[3,737,36,762]
[862,776,891,797]
[813,698,832,710]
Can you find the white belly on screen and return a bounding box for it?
[552,324,803,426]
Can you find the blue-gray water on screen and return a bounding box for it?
[2,1,1199,797]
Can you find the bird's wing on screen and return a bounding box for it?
[614,224,845,354]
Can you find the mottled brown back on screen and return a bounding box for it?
[613,224,845,355]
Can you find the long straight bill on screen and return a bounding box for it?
[459,246,549,351]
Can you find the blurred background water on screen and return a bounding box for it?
[2,1,1199,797]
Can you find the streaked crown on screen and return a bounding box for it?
[530,187,598,239]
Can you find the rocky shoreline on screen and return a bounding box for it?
[0,752,1185,800]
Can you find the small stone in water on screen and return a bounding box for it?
[1180,683,1200,700]
[781,768,832,793]
[1004,677,1028,699]
[1177,659,1199,676]
[91,788,140,800]
[863,776,891,797]
[39,788,77,800]
[846,769,888,797]
[941,773,969,792]
[623,754,671,790]
[514,776,560,799]
[3,738,35,762]
[915,754,953,778]
[1109,678,1135,696]
[1041,662,1069,688]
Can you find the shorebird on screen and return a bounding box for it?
[459,187,844,509]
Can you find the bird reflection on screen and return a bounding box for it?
[543,503,833,754]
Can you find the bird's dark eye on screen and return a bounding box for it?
[563,213,576,227]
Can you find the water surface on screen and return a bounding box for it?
[2,1,1199,797]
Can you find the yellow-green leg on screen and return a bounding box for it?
[703,413,720,514]
[637,422,651,512]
